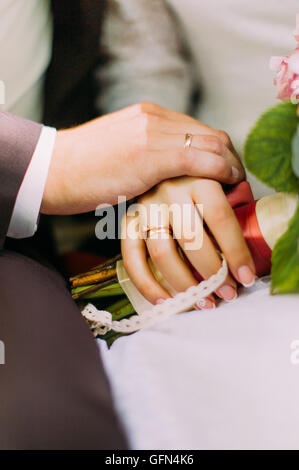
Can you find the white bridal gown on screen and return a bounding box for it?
[98,0,299,449]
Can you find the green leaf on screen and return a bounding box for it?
[271,202,299,294]
[244,101,299,193]
[292,125,299,178]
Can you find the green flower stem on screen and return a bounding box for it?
[108,298,131,313]
[111,302,135,321]
[72,282,124,299]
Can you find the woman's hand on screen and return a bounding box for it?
[121,177,256,308]
[41,102,244,214]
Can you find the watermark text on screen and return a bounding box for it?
[95,196,204,251]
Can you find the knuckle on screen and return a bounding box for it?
[224,246,252,271]
[138,101,160,114]
[211,203,234,226]
[131,102,145,115]
[200,179,222,192]
[212,156,231,178]
[216,129,231,147]
[140,281,161,302]
[201,135,224,155]
[149,243,171,262]
[179,233,195,247]
[200,153,230,179]
[155,180,174,199]
[232,250,252,266]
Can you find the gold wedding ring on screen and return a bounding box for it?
[145,225,173,239]
[184,133,193,149]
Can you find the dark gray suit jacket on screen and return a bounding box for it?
[0,0,107,249]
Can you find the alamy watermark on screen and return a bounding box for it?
[95,196,204,251]
[0,340,5,365]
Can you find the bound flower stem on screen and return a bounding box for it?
[70,254,121,282]
[71,277,118,299]
[71,268,117,288]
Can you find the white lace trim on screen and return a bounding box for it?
[81,256,228,336]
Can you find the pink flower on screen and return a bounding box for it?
[270,13,299,104]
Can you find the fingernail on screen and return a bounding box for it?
[195,298,216,310]
[217,285,237,301]
[237,265,256,287]
[232,166,239,180]
[155,298,165,305]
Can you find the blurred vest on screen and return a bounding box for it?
[44,0,107,128]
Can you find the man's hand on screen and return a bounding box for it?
[41,102,244,215]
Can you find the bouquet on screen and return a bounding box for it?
[244,12,299,294]
[70,254,136,346]
[70,14,299,344]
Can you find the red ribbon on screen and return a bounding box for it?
[228,181,272,276]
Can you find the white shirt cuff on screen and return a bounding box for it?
[7,126,57,239]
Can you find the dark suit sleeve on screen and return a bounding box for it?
[0,111,43,248]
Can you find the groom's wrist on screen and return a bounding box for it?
[40,128,74,215]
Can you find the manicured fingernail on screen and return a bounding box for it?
[195,298,216,310]
[155,298,165,305]
[217,285,237,301]
[232,166,239,180]
[237,265,256,287]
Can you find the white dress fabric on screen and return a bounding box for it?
[99,281,299,450]
[99,0,299,450]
